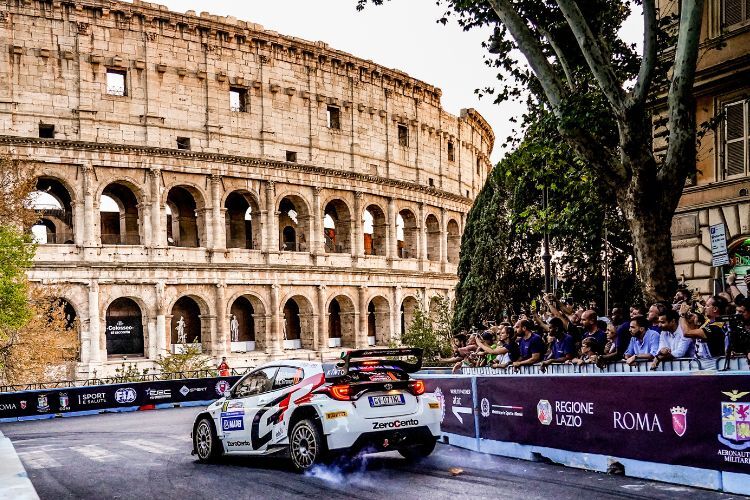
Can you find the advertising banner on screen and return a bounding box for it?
[422,377,476,437]
[476,374,750,473]
[105,316,144,356]
[0,376,241,420]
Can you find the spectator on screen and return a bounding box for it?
[597,322,626,367]
[217,356,230,376]
[540,318,575,370]
[571,337,600,366]
[630,305,647,319]
[650,309,694,370]
[646,303,667,333]
[679,296,727,358]
[731,301,750,362]
[673,288,691,306]
[512,319,545,368]
[476,325,520,369]
[580,310,606,353]
[624,315,660,366]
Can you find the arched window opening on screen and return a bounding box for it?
[171,296,202,350]
[397,209,418,259]
[225,191,260,250]
[447,219,460,264]
[100,183,141,245]
[166,186,202,248]
[328,299,342,347]
[328,295,356,348]
[426,214,440,261]
[364,205,386,256]
[230,296,256,352]
[106,297,144,357]
[28,178,74,244]
[279,196,310,252]
[401,296,418,338]
[283,299,302,349]
[323,200,352,253]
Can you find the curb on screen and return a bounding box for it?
[0,430,39,500]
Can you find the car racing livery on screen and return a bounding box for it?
[191,348,441,471]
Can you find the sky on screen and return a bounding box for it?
[134,0,525,163]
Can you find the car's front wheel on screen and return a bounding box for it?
[289,419,324,472]
[194,417,222,463]
[398,439,436,460]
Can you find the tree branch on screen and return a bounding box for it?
[536,24,576,90]
[555,0,626,113]
[630,0,657,105]
[487,0,567,113]
[661,0,705,188]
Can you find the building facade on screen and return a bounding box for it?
[0,0,494,376]
[665,0,750,294]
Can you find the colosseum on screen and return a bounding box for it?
[0,0,494,377]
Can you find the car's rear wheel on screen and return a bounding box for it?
[194,417,222,463]
[289,419,324,472]
[398,439,436,460]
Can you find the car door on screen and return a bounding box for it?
[249,365,306,451]
[221,367,277,453]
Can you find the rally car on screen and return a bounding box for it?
[191,348,441,471]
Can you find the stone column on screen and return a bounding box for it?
[211,175,226,251]
[311,187,322,257]
[82,164,96,247]
[87,280,101,364]
[71,201,85,246]
[155,281,167,357]
[353,191,364,259]
[268,284,282,355]
[215,282,227,356]
[265,181,277,258]
[440,207,448,269]
[388,197,397,260]
[317,285,327,351]
[357,285,368,348]
[138,202,152,247]
[418,202,427,267]
[393,285,402,341]
[149,168,166,247]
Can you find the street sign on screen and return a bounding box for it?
[709,223,730,267]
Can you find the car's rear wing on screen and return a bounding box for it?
[322,347,423,380]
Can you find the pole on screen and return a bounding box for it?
[542,184,551,293]
[604,223,610,315]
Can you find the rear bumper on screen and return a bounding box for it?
[345,426,437,454]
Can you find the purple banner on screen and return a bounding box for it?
[422,377,476,438]
[476,374,750,473]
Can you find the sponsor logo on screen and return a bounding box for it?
[384,383,393,391]
[719,391,750,452]
[144,389,171,400]
[37,394,50,413]
[227,440,252,447]
[613,412,663,433]
[325,411,348,419]
[371,418,419,430]
[58,393,70,411]
[78,392,107,405]
[428,402,440,410]
[481,398,490,418]
[222,415,244,432]
[552,401,594,428]
[115,388,137,404]
[20,400,27,410]
[179,386,190,397]
[434,387,446,423]
[0,402,18,412]
[670,406,688,437]
[107,320,135,335]
[215,380,231,396]
[537,400,552,425]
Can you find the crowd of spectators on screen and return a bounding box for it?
[443,274,750,373]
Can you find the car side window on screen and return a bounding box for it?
[272,366,304,391]
[234,367,277,398]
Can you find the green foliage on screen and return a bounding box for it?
[0,226,35,340]
[153,343,215,379]
[113,361,150,383]
[400,294,453,362]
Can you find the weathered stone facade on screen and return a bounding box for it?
[658,0,750,294]
[0,0,494,376]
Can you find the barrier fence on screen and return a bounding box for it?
[0,376,241,422]
[420,371,750,494]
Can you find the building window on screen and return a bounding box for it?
[286,151,297,162]
[447,141,455,162]
[39,123,55,138]
[723,0,750,27]
[176,137,191,150]
[428,178,434,187]
[476,157,481,174]
[327,106,340,129]
[724,99,748,179]
[230,87,248,112]
[397,124,408,147]
[106,69,127,96]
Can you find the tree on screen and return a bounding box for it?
[401,293,453,362]
[358,0,705,301]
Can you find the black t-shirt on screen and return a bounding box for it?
[701,321,726,357]
[503,341,521,362]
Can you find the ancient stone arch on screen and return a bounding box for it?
[281,293,315,350]
[277,193,311,252]
[367,295,391,346]
[447,218,460,264]
[425,213,441,261]
[364,203,387,256]
[100,180,143,245]
[327,293,356,348]
[224,190,261,250]
[397,208,419,259]
[165,185,207,248]
[323,198,353,253]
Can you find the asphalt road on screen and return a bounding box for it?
[0,407,739,500]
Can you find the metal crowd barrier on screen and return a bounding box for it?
[460,357,712,376]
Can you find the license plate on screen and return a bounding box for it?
[369,394,405,407]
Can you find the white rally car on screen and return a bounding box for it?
[191,348,441,471]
